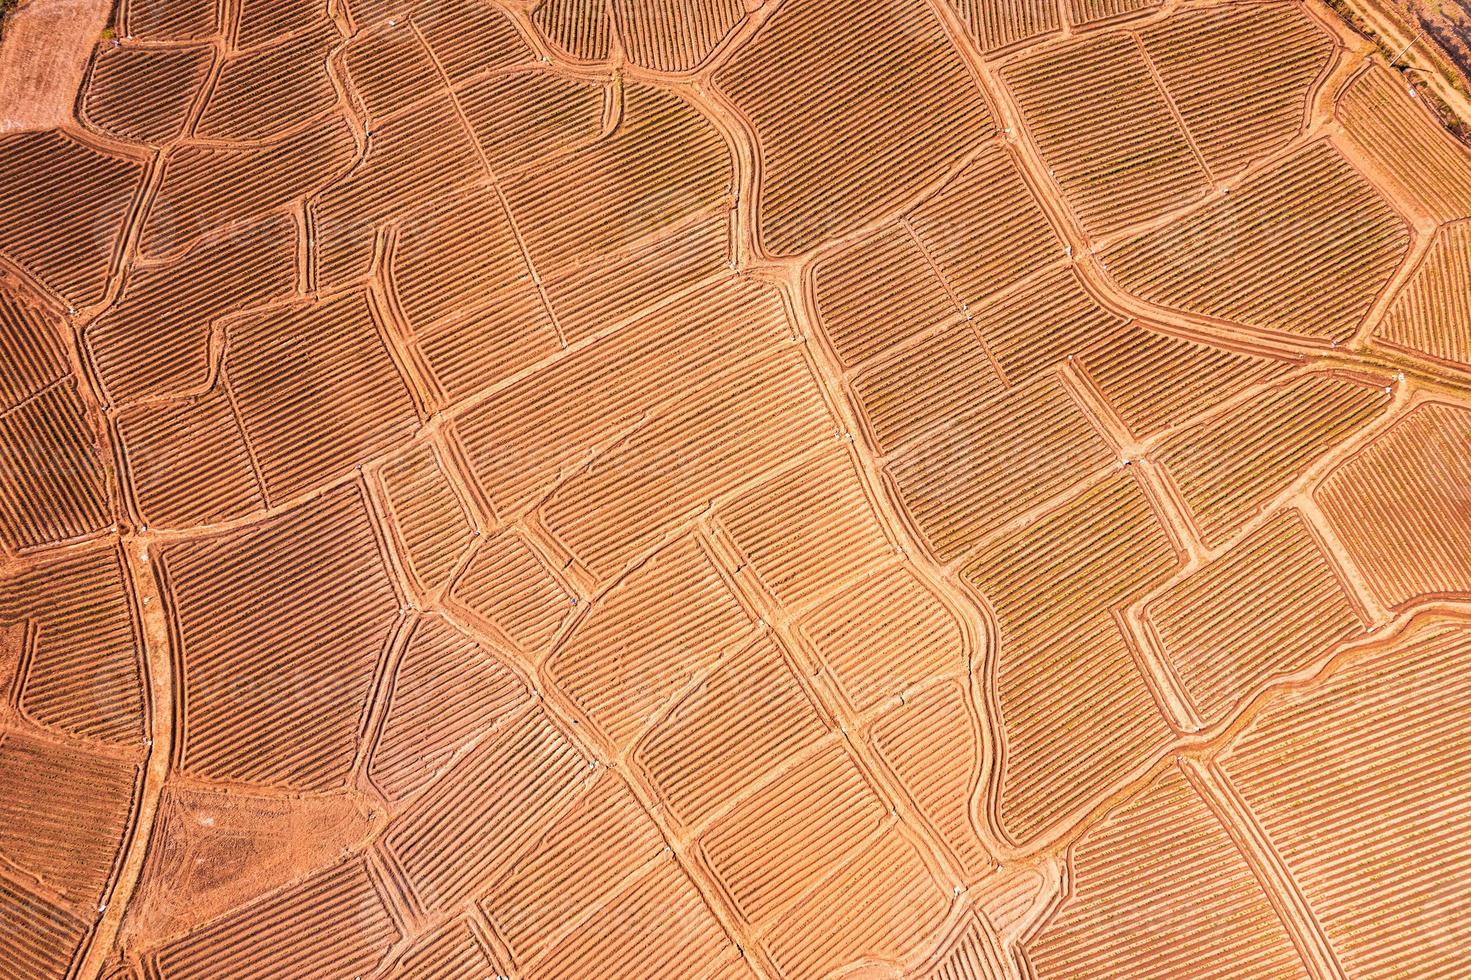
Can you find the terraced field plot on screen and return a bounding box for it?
[2,0,1471,977]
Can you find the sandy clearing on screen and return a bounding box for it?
[0,0,111,134]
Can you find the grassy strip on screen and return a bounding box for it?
[1323,0,1471,144]
[1324,0,1471,145]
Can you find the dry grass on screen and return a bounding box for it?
[0,0,19,39]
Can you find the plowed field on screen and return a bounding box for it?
[2,0,1471,977]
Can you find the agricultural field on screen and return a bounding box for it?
[1,0,1470,977]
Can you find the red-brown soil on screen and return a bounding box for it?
[2,0,1471,978]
